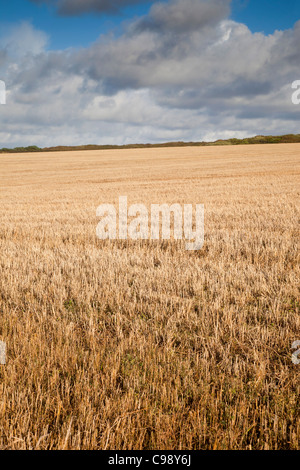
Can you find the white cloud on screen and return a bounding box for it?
[0,22,49,59]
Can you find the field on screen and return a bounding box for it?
[0,143,299,450]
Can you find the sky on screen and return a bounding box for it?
[0,0,299,147]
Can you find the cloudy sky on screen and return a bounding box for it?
[0,0,299,147]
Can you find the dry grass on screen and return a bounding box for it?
[0,144,299,450]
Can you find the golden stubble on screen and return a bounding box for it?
[0,143,299,449]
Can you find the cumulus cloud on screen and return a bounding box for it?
[30,0,154,16]
[1,0,300,148]
[135,0,231,33]
[0,22,49,59]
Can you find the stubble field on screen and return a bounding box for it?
[0,143,299,449]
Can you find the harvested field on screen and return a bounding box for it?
[0,143,299,449]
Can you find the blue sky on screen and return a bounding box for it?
[232,0,300,35]
[1,0,300,50]
[0,0,299,147]
[0,1,155,49]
